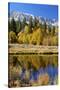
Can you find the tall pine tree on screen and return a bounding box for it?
[10,18,17,34]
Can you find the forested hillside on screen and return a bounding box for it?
[8,11,58,46]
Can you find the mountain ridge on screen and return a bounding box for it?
[8,11,58,26]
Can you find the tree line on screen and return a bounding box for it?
[8,16,58,46]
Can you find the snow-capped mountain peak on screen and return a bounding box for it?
[9,11,58,27]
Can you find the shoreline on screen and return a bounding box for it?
[8,44,58,54]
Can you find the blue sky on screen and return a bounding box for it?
[8,2,58,20]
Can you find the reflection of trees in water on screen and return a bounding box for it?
[9,55,58,68]
[8,54,58,87]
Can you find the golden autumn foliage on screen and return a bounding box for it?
[9,25,58,46]
[30,28,43,45]
[17,27,43,45]
[51,35,58,46]
[8,31,17,43]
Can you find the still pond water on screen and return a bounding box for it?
[8,54,58,87]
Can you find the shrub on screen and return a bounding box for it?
[8,31,17,43]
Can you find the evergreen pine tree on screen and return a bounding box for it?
[10,18,17,34]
